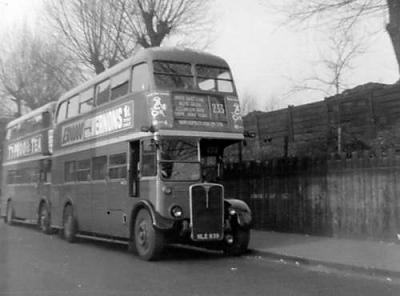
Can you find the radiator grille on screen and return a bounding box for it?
[190,184,224,241]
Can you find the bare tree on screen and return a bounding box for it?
[45,0,136,74]
[240,90,258,115]
[117,0,212,49]
[272,0,400,78]
[288,29,367,97]
[0,26,82,115]
[45,0,212,75]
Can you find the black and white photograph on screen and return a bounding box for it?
[1,0,400,295]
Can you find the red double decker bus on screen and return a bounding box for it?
[1,102,55,233]
[25,47,251,260]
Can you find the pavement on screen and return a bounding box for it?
[249,230,400,278]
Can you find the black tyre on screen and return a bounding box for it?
[224,228,250,256]
[38,203,52,234]
[134,209,164,261]
[5,201,14,225]
[63,205,78,243]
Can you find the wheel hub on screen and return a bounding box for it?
[138,221,148,247]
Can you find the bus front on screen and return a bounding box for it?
[139,48,251,257]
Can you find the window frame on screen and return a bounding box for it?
[131,62,149,93]
[108,152,127,180]
[95,79,111,106]
[92,155,108,181]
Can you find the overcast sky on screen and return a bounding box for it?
[1,0,398,111]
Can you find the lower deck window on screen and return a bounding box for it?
[109,153,127,179]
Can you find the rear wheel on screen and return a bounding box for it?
[134,209,164,261]
[5,201,14,225]
[38,203,52,234]
[224,228,250,256]
[63,205,78,243]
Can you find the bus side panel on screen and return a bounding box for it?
[11,184,38,220]
[139,178,158,213]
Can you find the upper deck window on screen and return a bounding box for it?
[79,88,94,113]
[111,69,130,100]
[6,114,44,140]
[196,65,234,93]
[67,95,80,118]
[96,79,111,106]
[131,63,149,92]
[153,61,194,90]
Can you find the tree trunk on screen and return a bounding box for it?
[386,0,400,78]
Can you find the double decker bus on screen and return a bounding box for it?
[50,47,252,260]
[1,102,55,233]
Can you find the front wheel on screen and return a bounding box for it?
[5,201,14,225]
[134,209,165,261]
[224,228,250,256]
[38,203,52,234]
[63,205,78,243]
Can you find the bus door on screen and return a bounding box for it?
[105,146,134,238]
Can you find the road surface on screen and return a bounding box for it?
[0,221,399,296]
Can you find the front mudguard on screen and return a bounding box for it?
[131,200,175,231]
[224,199,252,229]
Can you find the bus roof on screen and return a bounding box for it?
[6,102,56,129]
[57,47,230,104]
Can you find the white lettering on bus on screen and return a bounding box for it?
[61,103,132,146]
[94,107,123,135]
[62,122,84,145]
[7,135,42,160]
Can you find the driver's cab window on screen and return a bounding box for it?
[201,143,224,182]
[141,139,156,176]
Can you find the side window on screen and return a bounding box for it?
[57,101,68,123]
[67,95,80,118]
[131,63,149,92]
[111,70,130,100]
[76,159,90,181]
[109,153,127,179]
[92,156,107,180]
[64,161,76,182]
[79,88,94,114]
[141,139,156,177]
[96,79,111,106]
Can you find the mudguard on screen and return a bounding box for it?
[131,200,175,231]
[224,199,252,229]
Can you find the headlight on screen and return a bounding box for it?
[171,205,183,218]
[228,208,236,216]
[162,186,172,195]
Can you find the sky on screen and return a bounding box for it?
[0,0,398,111]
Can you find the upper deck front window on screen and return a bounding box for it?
[153,61,194,90]
[196,65,235,93]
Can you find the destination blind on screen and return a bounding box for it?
[173,95,226,121]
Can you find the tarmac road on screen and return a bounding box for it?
[1,221,400,296]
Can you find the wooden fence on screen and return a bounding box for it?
[224,152,400,241]
[239,83,400,160]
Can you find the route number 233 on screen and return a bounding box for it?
[212,103,225,114]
